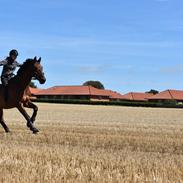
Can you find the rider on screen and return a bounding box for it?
[0,49,22,101]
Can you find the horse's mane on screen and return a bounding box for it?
[17,58,36,75]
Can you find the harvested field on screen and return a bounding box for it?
[0,103,183,182]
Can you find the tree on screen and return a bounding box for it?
[146,89,159,95]
[83,80,105,89]
[29,81,37,88]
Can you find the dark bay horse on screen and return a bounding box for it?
[0,57,46,134]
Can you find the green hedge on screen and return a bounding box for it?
[32,98,183,108]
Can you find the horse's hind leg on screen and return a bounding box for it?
[0,109,10,133]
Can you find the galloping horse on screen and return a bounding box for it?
[0,57,46,134]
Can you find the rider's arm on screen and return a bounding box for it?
[0,60,7,66]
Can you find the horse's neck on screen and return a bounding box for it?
[15,71,32,92]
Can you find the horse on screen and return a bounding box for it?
[0,56,46,134]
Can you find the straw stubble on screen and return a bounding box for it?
[0,103,182,182]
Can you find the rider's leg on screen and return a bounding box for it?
[1,78,9,102]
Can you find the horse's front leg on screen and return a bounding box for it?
[17,104,39,134]
[23,100,38,124]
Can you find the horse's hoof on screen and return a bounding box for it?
[5,129,10,133]
[32,128,39,134]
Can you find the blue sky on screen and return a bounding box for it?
[0,0,183,93]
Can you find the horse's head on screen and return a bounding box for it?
[32,57,46,84]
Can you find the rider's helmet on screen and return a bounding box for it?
[9,49,18,57]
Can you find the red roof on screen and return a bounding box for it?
[102,90,125,100]
[29,87,45,95]
[36,86,90,95]
[122,92,154,101]
[88,86,110,96]
[35,86,109,97]
[33,85,126,100]
[147,90,183,100]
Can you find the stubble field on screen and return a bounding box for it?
[0,103,183,183]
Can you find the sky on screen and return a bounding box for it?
[0,0,183,94]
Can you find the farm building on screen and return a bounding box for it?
[29,87,44,95]
[147,89,183,103]
[122,92,155,102]
[100,90,125,101]
[30,86,124,102]
[27,87,45,99]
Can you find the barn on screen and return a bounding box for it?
[30,85,124,102]
[122,92,154,102]
[147,89,183,103]
[100,90,126,101]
